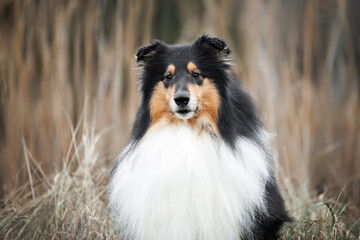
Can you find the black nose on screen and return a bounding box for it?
[174,91,190,107]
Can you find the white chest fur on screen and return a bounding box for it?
[108,122,271,240]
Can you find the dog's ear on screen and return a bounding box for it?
[136,40,165,64]
[194,34,231,57]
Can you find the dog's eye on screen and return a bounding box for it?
[165,74,172,80]
[192,72,200,78]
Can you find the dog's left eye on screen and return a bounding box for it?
[165,74,173,80]
[192,72,200,78]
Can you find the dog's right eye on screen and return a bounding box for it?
[165,74,172,80]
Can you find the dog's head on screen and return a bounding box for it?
[136,35,232,133]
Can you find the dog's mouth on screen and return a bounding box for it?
[176,107,199,114]
[177,109,191,114]
[173,107,199,120]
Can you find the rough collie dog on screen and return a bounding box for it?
[108,35,289,240]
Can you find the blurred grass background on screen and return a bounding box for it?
[0,0,360,238]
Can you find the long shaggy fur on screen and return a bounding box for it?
[108,35,289,240]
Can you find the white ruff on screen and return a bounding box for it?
[108,122,271,240]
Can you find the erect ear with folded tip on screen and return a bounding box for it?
[136,40,165,64]
[194,34,231,57]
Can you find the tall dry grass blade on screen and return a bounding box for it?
[21,139,35,200]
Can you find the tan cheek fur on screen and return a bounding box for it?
[149,82,179,126]
[188,78,220,136]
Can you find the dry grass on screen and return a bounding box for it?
[0,0,360,239]
[0,112,117,239]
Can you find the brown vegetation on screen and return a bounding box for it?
[0,0,359,239]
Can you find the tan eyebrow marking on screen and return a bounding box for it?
[165,64,175,75]
[187,62,200,73]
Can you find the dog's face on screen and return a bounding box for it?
[136,35,231,134]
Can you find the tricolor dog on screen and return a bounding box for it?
[108,35,289,240]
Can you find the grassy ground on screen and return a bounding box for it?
[0,118,118,239]
[0,118,359,239]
